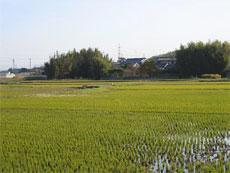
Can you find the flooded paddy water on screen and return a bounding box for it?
[147,131,230,172]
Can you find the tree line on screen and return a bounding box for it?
[44,48,112,79]
[44,40,230,79]
[44,48,158,79]
[176,40,230,77]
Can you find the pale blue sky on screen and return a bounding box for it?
[0,0,230,70]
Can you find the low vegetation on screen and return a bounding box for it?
[1,80,229,172]
[200,74,222,79]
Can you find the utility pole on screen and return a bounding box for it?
[29,58,32,75]
[29,58,31,69]
[12,59,15,73]
[118,44,121,59]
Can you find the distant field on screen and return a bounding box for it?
[0,80,230,172]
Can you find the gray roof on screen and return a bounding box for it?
[119,58,146,65]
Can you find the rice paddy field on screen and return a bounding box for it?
[0,80,230,172]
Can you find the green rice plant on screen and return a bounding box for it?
[0,80,229,172]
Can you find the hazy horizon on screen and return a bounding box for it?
[0,0,230,70]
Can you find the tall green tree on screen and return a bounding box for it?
[176,40,230,77]
[139,59,158,77]
[44,48,112,79]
